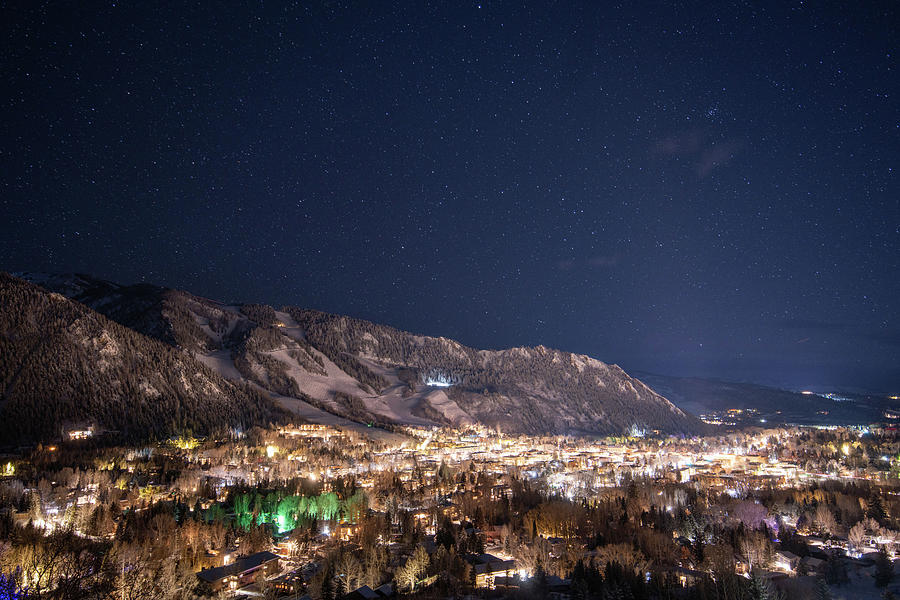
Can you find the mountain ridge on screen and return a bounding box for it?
[6,272,705,440]
[0,272,283,446]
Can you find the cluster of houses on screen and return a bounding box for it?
[195,547,536,598]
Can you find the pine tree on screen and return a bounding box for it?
[823,553,849,585]
[747,572,783,600]
[814,577,832,600]
[868,494,887,524]
[532,561,549,599]
[321,562,335,600]
[875,547,894,587]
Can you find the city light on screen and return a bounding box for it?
[425,375,454,387]
[3,411,895,597]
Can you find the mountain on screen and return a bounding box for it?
[11,272,705,438]
[637,372,896,427]
[13,272,252,353]
[0,273,282,446]
[282,308,702,435]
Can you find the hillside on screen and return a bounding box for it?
[285,308,702,435]
[0,273,282,445]
[15,272,705,437]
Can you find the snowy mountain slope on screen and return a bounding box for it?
[18,272,705,436]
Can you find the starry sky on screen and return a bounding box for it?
[2,2,898,392]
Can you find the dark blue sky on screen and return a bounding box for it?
[2,2,898,392]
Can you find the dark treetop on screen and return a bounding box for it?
[2,2,898,391]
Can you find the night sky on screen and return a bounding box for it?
[2,2,898,392]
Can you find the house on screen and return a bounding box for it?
[467,553,517,589]
[671,567,705,587]
[346,583,394,599]
[774,550,800,573]
[346,585,380,600]
[196,551,279,593]
[270,570,305,596]
[63,422,94,440]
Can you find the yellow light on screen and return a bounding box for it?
[171,435,199,450]
[266,445,279,458]
[841,443,851,456]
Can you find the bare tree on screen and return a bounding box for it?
[395,545,429,592]
[849,521,867,550]
[814,505,837,536]
[336,552,363,594]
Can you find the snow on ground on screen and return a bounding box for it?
[422,389,474,427]
[186,302,245,347]
[768,564,900,600]
[195,350,243,380]
[198,344,405,441]
[268,390,406,442]
[200,323,460,431]
[273,348,438,427]
[354,357,450,427]
[273,311,307,342]
[378,392,442,428]
[570,356,584,372]
[266,347,364,409]
[816,567,900,600]
[192,316,222,345]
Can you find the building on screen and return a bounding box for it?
[468,554,517,589]
[346,583,394,599]
[774,550,800,573]
[64,422,94,440]
[270,570,305,597]
[196,551,279,593]
[345,586,381,600]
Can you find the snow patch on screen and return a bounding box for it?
[139,380,161,398]
[273,311,307,342]
[423,390,474,426]
[265,347,367,403]
[195,350,244,381]
[94,331,119,357]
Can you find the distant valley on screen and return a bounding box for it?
[638,372,899,428]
